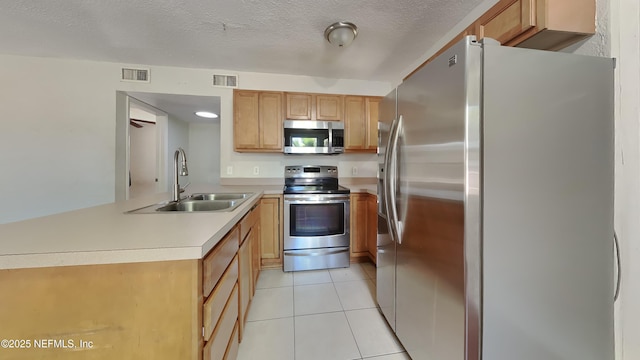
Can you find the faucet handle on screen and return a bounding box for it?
[180,182,191,193]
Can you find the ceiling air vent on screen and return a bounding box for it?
[121,68,150,82]
[212,74,238,88]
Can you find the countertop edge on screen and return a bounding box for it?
[0,189,267,270]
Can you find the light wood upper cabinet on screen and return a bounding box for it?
[476,0,596,49]
[345,96,380,152]
[234,90,283,152]
[286,93,312,120]
[366,97,381,151]
[344,96,367,151]
[258,92,283,150]
[284,93,343,121]
[404,0,595,80]
[233,91,260,150]
[316,95,343,121]
[476,0,535,45]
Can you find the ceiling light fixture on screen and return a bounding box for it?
[195,111,218,119]
[324,22,358,48]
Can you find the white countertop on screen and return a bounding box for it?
[0,185,283,270]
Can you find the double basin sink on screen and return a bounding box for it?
[126,193,254,214]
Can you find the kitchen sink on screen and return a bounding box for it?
[125,193,253,214]
[187,192,253,201]
[156,200,239,212]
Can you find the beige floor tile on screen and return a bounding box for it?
[293,269,333,285]
[361,261,377,280]
[246,286,293,321]
[334,279,377,310]
[330,263,369,282]
[346,308,404,358]
[294,283,343,316]
[236,317,294,360]
[295,312,362,360]
[255,269,293,289]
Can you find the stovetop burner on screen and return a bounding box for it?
[283,185,351,195]
[283,165,350,195]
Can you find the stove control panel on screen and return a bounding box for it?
[285,165,338,178]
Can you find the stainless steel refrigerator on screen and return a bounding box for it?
[377,36,614,360]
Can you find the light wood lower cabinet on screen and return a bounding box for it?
[350,193,370,261]
[0,201,268,360]
[367,194,378,264]
[0,260,202,360]
[260,195,283,269]
[350,192,379,263]
[237,202,261,341]
[238,234,252,341]
[203,285,239,360]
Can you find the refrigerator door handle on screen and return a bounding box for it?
[383,117,398,244]
[614,231,621,301]
[388,115,403,244]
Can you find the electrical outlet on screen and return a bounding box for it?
[253,166,260,175]
[352,166,358,176]
[226,166,233,175]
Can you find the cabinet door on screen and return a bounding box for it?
[366,194,378,263]
[238,234,252,340]
[366,97,381,151]
[251,222,261,294]
[260,196,282,268]
[476,0,535,45]
[316,95,343,121]
[344,96,367,150]
[259,92,283,150]
[233,90,260,150]
[286,93,312,120]
[350,193,369,258]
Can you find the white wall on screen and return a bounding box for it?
[188,122,221,185]
[0,54,391,223]
[0,56,116,223]
[610,1,640,359]
[165,115,190,192]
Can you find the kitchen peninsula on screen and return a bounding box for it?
[0,185,281,360]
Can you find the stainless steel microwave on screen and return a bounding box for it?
[283,120,344,154]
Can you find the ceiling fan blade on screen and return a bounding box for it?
[129,120,143,128]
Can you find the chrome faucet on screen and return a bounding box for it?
[172,147,189,202]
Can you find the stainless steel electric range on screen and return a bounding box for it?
[283,165,351,272]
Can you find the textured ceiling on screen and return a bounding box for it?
[0,0,490,82]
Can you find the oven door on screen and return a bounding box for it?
[284,194,350,250]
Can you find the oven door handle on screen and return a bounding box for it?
[284,199,350,205]
[284,248,349,257]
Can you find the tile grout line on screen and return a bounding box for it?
[292,271,297,360]
[331,268,364,360]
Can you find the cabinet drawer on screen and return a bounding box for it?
[203,255,239,340]
[239,204,260,244]
[204,227,240,297]
[223,322,240,360]
[204,284,239,360]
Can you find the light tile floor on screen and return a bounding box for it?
[237,262,410,360]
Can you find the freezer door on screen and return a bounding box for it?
[481,42,614,360]
[376,88,397,330]
[393,37,480,360]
